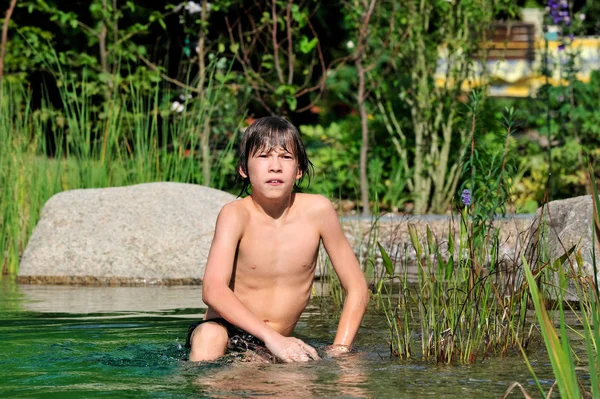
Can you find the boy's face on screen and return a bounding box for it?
[240,146,302,199]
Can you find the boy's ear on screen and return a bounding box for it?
[295,168,302,180]
[239,166,248,179]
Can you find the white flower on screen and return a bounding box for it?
[185,1,210,14]
[179,93,192,101]
[346,40,355,49]
[579,13,586,21]
[171,101,185,113]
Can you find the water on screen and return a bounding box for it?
[0,282,557,398]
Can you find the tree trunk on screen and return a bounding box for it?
[0,0,18,83]
[356,58,370,216]
[198,0,211,186]
[99,0,112,101]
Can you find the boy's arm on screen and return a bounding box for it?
[317,196,370,352]
[202,203,319,362]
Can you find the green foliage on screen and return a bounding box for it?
[300,122,360,198]
[460,96,518,229]
[374,0,519,214]
[16,0,166,97]
[2,24,54,83]
[223,0,327,113]
[505,71,600,207]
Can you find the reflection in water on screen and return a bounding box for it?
[17,284,206,314]
[334,353,369,397]
[193,353,369,398]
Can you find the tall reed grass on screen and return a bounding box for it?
[504,170,600,398]
[375,217,533,364]
[0,62,240,276]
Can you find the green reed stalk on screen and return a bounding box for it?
[522,257,581,398]
[377,207,531,365]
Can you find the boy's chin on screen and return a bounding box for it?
[253,189,293,200]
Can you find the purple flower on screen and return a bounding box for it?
[558,43,565,51]
[461,189,472,206]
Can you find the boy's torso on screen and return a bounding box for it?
[206,194,321,336]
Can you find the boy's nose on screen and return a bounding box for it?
[269,157,282,172]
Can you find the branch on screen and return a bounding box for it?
[226,15,275,92]
[271,0,284,83]
[294,18,327,112]
[137,52,201,93]
[286,0,293,85]
[356,0,377,59]
[0,0,17,82]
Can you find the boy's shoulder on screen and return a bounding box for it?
[218,198,250,220]
[295,193,335,215]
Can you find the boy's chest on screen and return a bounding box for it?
[236,220,320,275]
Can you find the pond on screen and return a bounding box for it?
[0,281,557,398]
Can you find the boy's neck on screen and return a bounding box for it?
[249,192,296,220]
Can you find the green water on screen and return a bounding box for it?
[0,282,556,398]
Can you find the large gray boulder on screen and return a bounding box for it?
[18,182,235,285]
[526,195,600,300]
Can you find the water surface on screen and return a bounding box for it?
[0,282,556,398]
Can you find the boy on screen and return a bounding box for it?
[187,116,369,363]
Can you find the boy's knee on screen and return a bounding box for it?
[189,322,229,361]
[192,322,229,344]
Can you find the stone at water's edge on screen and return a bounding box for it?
[18,182,236,285]
[526,195,600,301]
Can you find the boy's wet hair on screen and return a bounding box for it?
[236,116,313,197]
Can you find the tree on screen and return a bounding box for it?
[0,0,18,83]
[224,0,327,114]
[339,0,399,215]
[379,0,515,214]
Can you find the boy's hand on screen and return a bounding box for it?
[323,344,351,357]
[266,336,320,363]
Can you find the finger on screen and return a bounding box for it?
[302,343,320,360]
[296,353,310,362]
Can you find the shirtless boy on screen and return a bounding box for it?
[187,116,369,363]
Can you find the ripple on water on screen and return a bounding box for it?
[0,284,560,399]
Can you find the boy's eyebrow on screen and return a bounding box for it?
[253,146,295,155]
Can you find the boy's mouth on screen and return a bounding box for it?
[266,179,283,185]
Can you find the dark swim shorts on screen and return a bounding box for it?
[185,318,269,356]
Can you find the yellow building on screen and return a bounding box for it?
[435,22,600,97]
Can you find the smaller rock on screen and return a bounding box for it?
[525,195,600,301]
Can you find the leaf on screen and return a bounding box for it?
[378,242,394,277]
[550,244,576,272]
[408,223,422,258]
[445,255,454,279]
[523,257,581,398]
[426,225,436,254]
[299,36,318,54]
[286,95,297,111]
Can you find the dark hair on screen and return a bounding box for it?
[236,116,313,197]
